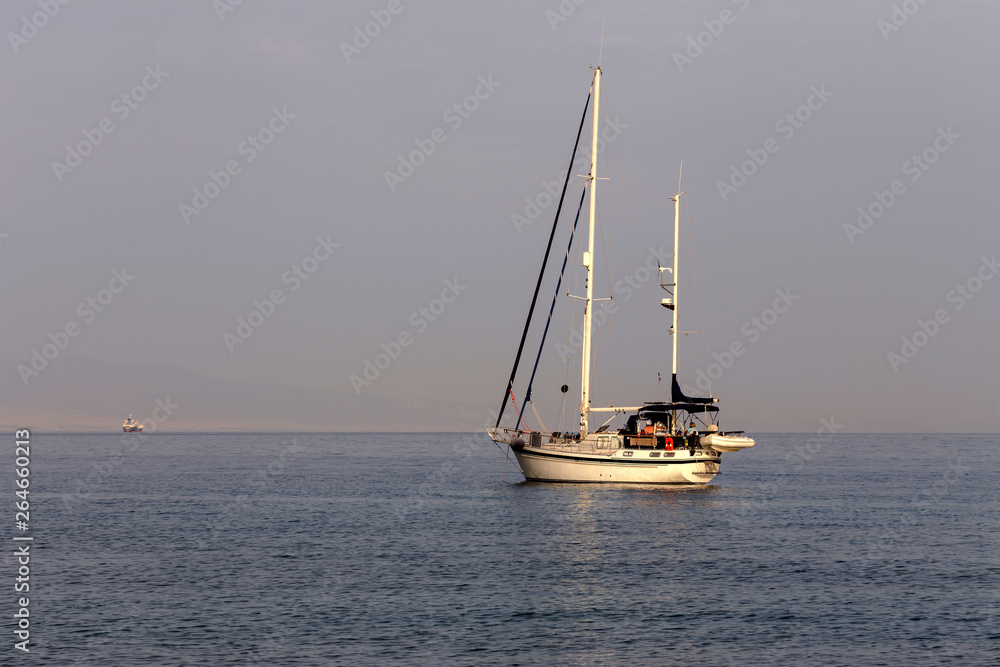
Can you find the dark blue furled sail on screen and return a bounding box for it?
[671,374,715,404]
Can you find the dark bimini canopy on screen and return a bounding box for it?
[638,402,719,417]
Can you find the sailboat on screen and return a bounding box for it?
[488,65,754,484]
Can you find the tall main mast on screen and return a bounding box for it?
[579,66,601,438]
[670,190,683,381]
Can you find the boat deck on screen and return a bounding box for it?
[490,427,710,456]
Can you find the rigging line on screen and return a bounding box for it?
[494,89,592,429]
[509,388,525,429]
[560,298,571,433]
[518,186,588,429]
[598,18,605,68]
[529,400,549,435]
[558,389,568,433]
[655,300,668,400]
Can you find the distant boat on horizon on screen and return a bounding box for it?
[123,414,143,433]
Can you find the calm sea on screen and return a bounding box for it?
[18,432,1000,665]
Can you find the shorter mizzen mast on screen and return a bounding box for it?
[669,168,685,396]
[578,65,601,439]
[663,169,716,407]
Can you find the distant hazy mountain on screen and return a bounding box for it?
[0,355,492,432]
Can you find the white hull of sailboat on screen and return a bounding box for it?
[513,446,720,484]
[700,434,755,452]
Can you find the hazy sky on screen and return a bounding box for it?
[2,0,998,432]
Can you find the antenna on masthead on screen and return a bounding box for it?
[599,18,606,67]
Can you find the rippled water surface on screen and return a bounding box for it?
[23,432,1000,664]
